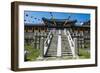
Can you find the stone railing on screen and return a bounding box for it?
[64,29,76,58]
[43,31,53,56]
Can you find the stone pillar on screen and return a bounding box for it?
[37,36,44,60]
[74,38,78,56]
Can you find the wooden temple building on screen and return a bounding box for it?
[24,17,90,33]
[24,17,90,58]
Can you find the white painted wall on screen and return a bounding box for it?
[0,0,99,73]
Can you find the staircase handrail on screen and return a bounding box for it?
[64,29,76,58]
[44,31,53,55]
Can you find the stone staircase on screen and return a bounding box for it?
[44,30,73,57]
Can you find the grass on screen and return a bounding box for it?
[24,44,90,61]
[79,48,90,59]
[24,44,40,61]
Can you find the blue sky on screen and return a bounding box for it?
[24,11,90,25]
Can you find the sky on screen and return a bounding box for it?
[24,11,90,25]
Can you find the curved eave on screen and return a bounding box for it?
[42,18,77,24]
[24,23,45,27]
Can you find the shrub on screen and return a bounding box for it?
[24,44,40,61]
[79,48,90,59]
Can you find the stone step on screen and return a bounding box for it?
[47,52,73,56]
[62,54,73,56]
[46,52,57,56]
[48,52,72,54]
[62,51,72,52]
[47,51,72,54]
[62,51,72,54]
[47,49,71,52]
